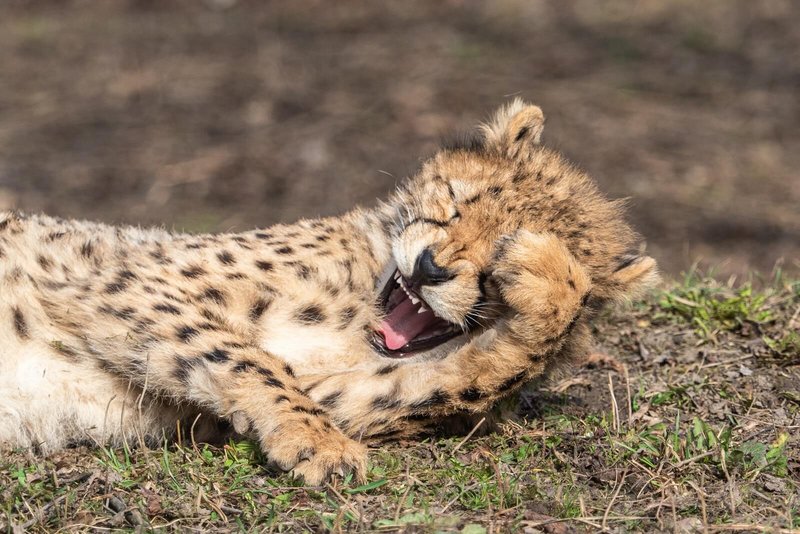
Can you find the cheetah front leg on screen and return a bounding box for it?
[307,231,592,438]
[60,324,366,484]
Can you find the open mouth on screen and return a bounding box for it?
[373,268,463,358]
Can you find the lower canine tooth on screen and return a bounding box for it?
[417,306,427,314]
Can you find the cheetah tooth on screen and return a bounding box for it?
[417,305,428,313]
[410,296,420,305]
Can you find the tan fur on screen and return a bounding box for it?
[0,100,658,484]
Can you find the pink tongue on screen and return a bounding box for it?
[379,296,438,350]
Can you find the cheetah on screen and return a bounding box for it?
[0,100,658,484]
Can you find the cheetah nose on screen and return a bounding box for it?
[408,248,453,290]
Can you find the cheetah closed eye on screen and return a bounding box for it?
[0,99,658,485]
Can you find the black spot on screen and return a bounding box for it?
[464,194,481,205]
[105,281,127,294]
[37,255,53,272]
[203,348,230,363]
[249,298,272,321]
[173,357,201,384]
[296,305,325,324]
[12,307,29,339]
[275,246,293,255]
[488,185,503,196]
[202,287,227,305]
[255,232,273,240]
[410,389,450,409]
[217,251,236,265]
[233,361,257,373]
[227,272,247,280]
[176,325,199,342]
[316,234,329,242]
[264,377,285,389]
[118,270,137,280]
[181,266,206,278]
[512,170,527,184]
[114,307,136,321]
[154,303,181,315]
[339,306,358,328]
[255,260,273,272]
[292,406,325,416]
[301,243,318,249]
[459,387,484,402]
[567,278,576,290]
[275,394,290,403]
[514,125,530,142]
[371,393,401,411]
[319,391,342,408]
[498,370,528,393]
[376,364,398,376]
[283,364,296,377]
[47,231,66,241]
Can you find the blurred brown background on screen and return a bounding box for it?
[0,0,798,277]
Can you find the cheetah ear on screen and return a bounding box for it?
[606,254,660,302]
[480,98,545,156]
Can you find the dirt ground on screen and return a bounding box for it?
[0,0,798,277]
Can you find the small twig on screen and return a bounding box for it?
[672,449,717,469]
[608,373,620,434]
[623,363,633,424]
[602,468,628,530]
[325,483,361,521]
[787,304,800,330]
[698,354,754,370]
[393,468,412,523]
[452,417,486,454]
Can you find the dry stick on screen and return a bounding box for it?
[189,413,203,453]
[787,304,800,330]
[672,449,717,469]
[393,467,412,523]
[452,417,486,454]
[325,483,361,521]
[687,479,709,534]
[699,354,754,370]
[623,364,633,424]
[602,468,628,531]
[607,373,620,434]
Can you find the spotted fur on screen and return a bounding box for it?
[0,100,658,484]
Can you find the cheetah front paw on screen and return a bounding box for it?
[492,230,591,341]
[264,426,367,486]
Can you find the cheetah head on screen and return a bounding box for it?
[373,99,658,358]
